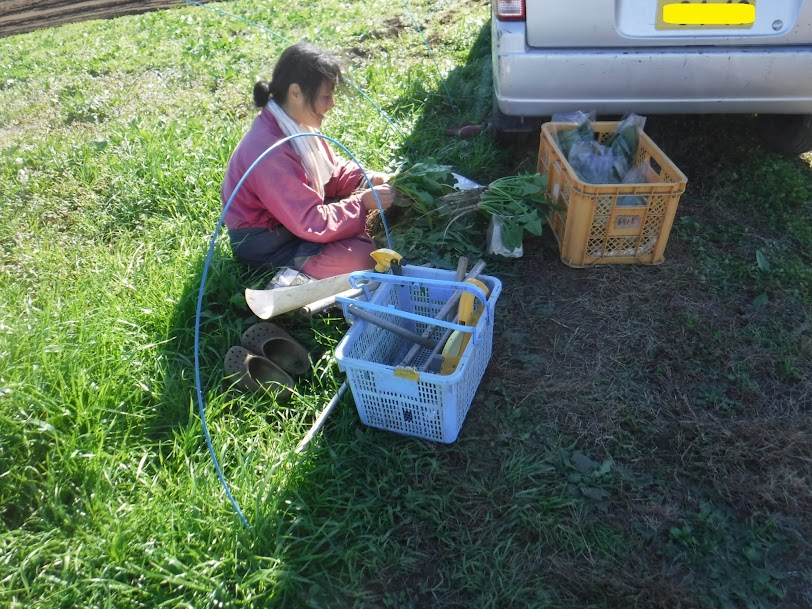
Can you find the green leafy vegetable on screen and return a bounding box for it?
[390,160,457,218]
[476,173,551,250]
[387,162,556,256]
[441,173,555,251]
[557,120,594,158]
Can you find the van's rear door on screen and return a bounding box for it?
[525,0,812,48]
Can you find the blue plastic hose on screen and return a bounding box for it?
[176,0,451,527]
[195,132,392,527]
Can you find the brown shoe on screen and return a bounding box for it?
[223,346,294,399]
[241,322,311,376]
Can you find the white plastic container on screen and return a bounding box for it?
[335,266,502,443]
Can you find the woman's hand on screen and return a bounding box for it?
[361,184,394,211]
[366,171,392,186]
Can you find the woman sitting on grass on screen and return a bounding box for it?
[221,43,394,279]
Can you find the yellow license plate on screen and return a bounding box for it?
[656,0,756,30]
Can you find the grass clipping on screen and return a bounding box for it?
[391,162,555,252]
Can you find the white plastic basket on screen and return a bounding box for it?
[335,266,502,443]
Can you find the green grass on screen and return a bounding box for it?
[1,1,811,608]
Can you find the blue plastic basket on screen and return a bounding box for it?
[334,266,502,443]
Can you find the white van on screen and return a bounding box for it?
[491,0,812,155]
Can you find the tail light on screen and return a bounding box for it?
[495,0,526,21]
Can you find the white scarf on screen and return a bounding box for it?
[266,100,334,199]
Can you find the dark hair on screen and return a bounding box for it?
[253,43,342,109]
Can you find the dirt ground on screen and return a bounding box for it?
[0,0,211,38]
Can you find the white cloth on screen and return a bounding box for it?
[266,100,335,199]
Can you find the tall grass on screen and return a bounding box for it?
[0,1,507,606]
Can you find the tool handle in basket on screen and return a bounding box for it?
[336,290,483,338]
[347,262,486,315]
[345,271,487,307]
[345,304,439,349]
[397,259,486,367]
[339,271,490,337]
[300,286,365,316]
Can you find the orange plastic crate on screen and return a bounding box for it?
[537,121,688,267]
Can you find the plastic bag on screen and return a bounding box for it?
[552,110,595,158]
[552,110,596,123]
[264,267,315,290]
[606,113,646,182]
[554,112,648,185]
[617,162,658,207]
[486,215,523,258]
[568,140,618,184]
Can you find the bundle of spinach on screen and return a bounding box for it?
[557,113,646,184]
[557,119,594,158]
[444,173,554,251]
[390,160,457,219]
[387,161,554,257]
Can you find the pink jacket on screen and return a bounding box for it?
[222,107,367,240]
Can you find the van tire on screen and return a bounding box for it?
[490,95,543,143]
[756,114,812,157]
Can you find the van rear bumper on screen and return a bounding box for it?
[493,23,812,117]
